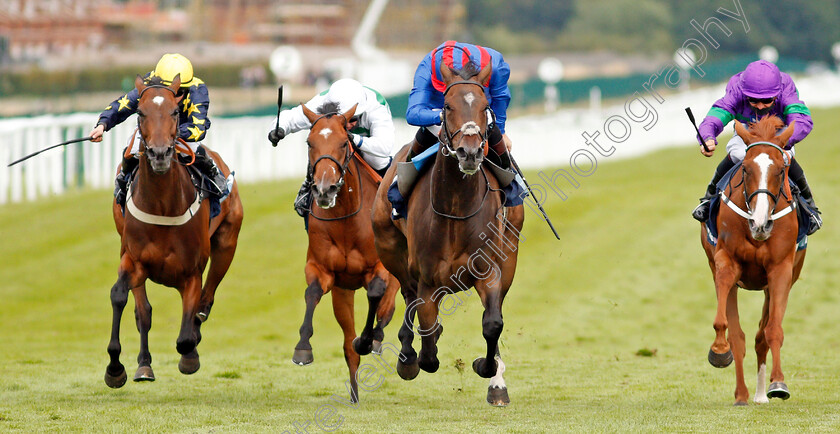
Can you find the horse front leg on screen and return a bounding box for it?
[725,288,748,405]
[709,250,740,368]
[416,283,443,374]
[197,213,242,322]
[765,265,794,400]
[176,274,202,375]
[105,254,145,388]
[132,283,155,382]
[754,290,771,404]
[293,270,331,366]
[472,280,503,380]
[396,281,420,380]
[352,272,387,356]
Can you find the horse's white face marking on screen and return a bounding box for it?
[489,356,506,389]
[754,363,769,404]
[464,92,475,107]
[152,96,164,106]
[319,128,332,139]
[750,152,773,228]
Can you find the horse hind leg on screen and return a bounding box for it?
[293,280,325,366]
[753,290,771,404]
[332,288,361,403]
[370,274,400,355]
[197,215,242,322]
[132,283,155,382]
[176,275,203,375]
[353,276,387,356]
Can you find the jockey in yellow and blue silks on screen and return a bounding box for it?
[90,53,227,206]
[406,40,513,165]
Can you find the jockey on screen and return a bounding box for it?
[268,78,395,217]
[406,40,513,167]
[90,53,228,206]
[691,60,821,234]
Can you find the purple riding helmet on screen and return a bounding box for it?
[740,60,781,99]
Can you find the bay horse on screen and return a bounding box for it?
[290,102,400,403]
[105,74,244,388]
[371,63,525,406]
[700,116,805,405]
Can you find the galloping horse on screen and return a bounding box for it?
[291,102,400,403]
[105,75,244,387]
[372,63,525,406]
[701,116,806,405]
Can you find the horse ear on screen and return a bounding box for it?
[440,61,457,84]
[135,75,146,93]
[301,104,319,123]
[734,121,752,144]
[778,121,795,146]
[169,73,181,93]
[475,63,493,86]
[342,103,358,122]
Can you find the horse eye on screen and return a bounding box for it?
[137,111,145,118]
[444,104,451,111]
[172,110,179,117]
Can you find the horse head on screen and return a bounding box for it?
[733,117,795,241]
[302,102,357,209]
[135,74,182,174]
[439,61,493,175]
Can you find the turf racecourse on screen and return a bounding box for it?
[2,108,839,433]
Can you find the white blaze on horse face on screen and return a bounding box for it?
[754,363,770,404]
[464,92,475,107]
[750,152,774,227]
[152,96,165,106]
[319,128,332,139]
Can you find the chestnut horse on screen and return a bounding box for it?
[105,75,244,388]
[372,63,525,406]
[290,102,399,403]
[701,116,805,405]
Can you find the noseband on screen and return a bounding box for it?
[440,80,492,157]
[720,141,796,221]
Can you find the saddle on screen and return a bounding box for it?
[705,162,810,251]
[386,144,525,220]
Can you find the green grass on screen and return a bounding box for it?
[2,108,840,432]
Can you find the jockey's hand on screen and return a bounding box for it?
[90,124,105,143]
[502,133,512,152]
[700,139,716,157]
[268,127,285,147]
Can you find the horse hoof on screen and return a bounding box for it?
[707,349,733,368]
[487,386,510,407]
[418,357,439,373]
[178,353,200,375]
[396,360,420,381]
[733,400,749,406]
[371,340,383,355]
[352,337,372,356]
[293,349,314,366]
[767,382,790,400]
[472,357,498,379]
[104,367,127,389]
[133,365,155,382]
[196,312,208,323]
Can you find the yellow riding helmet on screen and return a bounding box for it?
[152,53,194,87]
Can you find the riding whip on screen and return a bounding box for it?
[509,154,561,241]
[684,107,710,153]
[7,136,94,167]
[269,85,283,146]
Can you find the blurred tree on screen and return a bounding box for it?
[465,0,574,52]
[559,0,673,53]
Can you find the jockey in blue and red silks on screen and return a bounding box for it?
[691,60,821,234]
[406,40,513,168]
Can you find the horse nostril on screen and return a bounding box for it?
[328,185,339,194]
[455,148,467,159]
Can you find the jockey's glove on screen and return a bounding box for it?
[268,127,286,146]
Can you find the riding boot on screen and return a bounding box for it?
[692,154,736,222]
[788,159,822,234]
[114,150,139,206]
[193,146,229,197]
[294,174,314,217]
[408,127,439,161]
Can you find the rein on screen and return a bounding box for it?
[721,141,796,221]
[430,160,503,220]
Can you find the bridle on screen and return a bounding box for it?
[720,141,796,221]
[136,84,179,156]
[307,112,361,221]
[439,80,493,158]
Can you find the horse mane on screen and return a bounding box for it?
[317,101,341,115]
[451,61,481,80]
[749,116,785,141]
[145,75,167,87]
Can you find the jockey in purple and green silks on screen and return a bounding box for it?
[691,60,821,234]
[406,40,513,167]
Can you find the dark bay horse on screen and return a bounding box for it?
[291,102,400,403]
[701,116,805,405]
[105,75,244,388]
[372,63,525,406]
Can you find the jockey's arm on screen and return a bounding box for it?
[406,60,443,127]
[91,89,141,141]
[778,80,813,147]
[354,104,395,159]
[178,84,210,142]
[274,93,328,137]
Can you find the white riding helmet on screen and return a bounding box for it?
[325,79,367,116]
